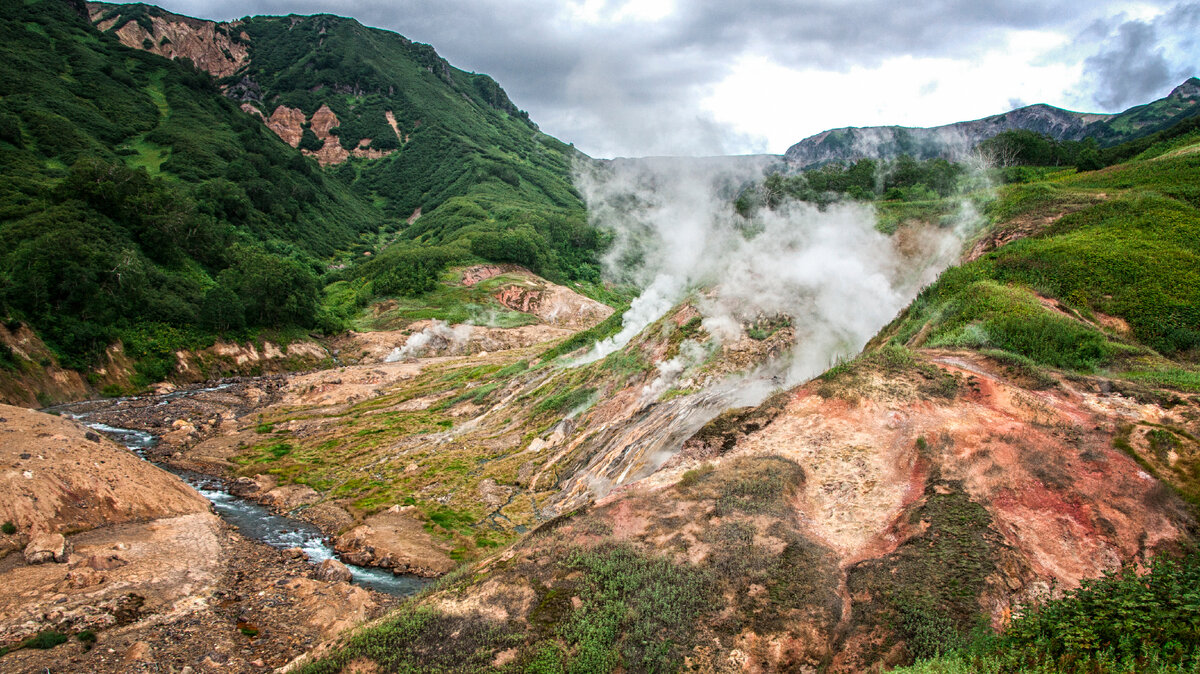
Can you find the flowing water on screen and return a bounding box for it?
[62,402,427,597]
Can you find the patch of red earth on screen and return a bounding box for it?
[459,264,521,286]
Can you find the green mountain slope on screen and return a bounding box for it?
[0,0,606,394]
[90,3,601,283]
[878,129,1200,391]
[0,0,384,370]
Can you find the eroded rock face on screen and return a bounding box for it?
[0,404,211,543]
[476,267,614,331]
[92,6,250,79]
[267,106,307,148]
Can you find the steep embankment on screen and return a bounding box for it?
[0,403,401,673]
[293,349,1198,672]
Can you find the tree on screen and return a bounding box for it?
[199,284,245,333]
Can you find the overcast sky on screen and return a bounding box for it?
[150,0,1199,158]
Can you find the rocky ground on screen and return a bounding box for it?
[288,347,1200,672]
[0,404,399,673]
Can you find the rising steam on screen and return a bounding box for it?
[573,154,987,390]
[385,320,474,361]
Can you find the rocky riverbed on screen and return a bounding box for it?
[0,403,402,673]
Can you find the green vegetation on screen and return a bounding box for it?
[299,543,713,674]
[816,345,961,402]
[217,10,606,283]
[2,0,612,387]
[532,387,596,416]
[538,308,627,362]
[849,481,1006,662]
[736,155,968,215]
[1,521,16,535]
[0,0,380,372]
[885,132,1200,382]
[677,455,805,515]
[893,550,1200,673]
[977,130,1104,172]
[537,543,713,672]
[0,629,69,657]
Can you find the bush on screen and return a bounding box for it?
[894,550,1200,673]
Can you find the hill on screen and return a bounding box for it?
[0,0,607,404]
[0,0,383,374]
[784,78,1200,167]
[89,2,600,282]
[284,118,1200,673]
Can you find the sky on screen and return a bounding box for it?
[149,0,1200,158]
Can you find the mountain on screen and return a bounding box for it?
[0,0,386,371]
[784,78,1200,167]
[89,2,598,281]
[0,0,604,402]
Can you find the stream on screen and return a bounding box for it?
[62,406,427,597]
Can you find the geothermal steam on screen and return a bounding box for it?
[574,156,980,388]
[385,320,473,361]
[555,156,985,503]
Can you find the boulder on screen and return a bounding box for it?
[316,558,352,583]
[24,532,70,564]
[282,547,308,560]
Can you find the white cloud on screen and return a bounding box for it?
[702,30,1084,154]
[151,0,1194,157]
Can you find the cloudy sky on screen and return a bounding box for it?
[151,0,1198,158]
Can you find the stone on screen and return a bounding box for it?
[64,568,105,589]
[86,553,127,570]
[123,641,153,663]
[24,532,70,564]
[282,547,307,560]
[316,558,353,583]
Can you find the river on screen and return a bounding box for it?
[60,402,427,597]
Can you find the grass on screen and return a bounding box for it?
[847,480,1005,663]
[0,630,69,656]
[1120,367,1200,393]
[532,387,596,416]
[538,308,627,362]
[677,455,805,516]
[297,543,713,674]
[885,149,1200,378]
[816,345,960,402]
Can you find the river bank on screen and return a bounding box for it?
[0,402,404,673]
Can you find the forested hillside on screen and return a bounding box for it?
[92,2,603,283]
[0,0,386,374]
[0,0,607,395]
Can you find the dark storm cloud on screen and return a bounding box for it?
[1082,3,1200,110]
[150,0,1191,156]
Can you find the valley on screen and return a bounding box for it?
[2,1,1200,672]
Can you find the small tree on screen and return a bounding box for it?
[199,284,245,333]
